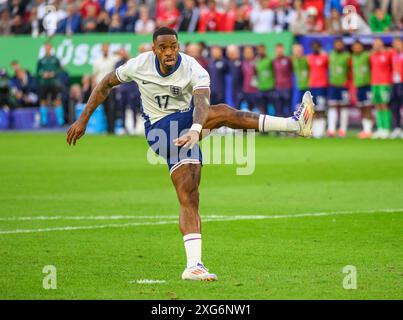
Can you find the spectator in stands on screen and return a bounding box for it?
[9,0,25,18]
[80,0,100,19]
[42,0,68,36]
[326,8,343,35]
[369,7,392,32]
[96,10,110,32]
[82,5,99,33]
[135,4,155,34]
[233,2,250,31]
[109,12,122,32]
[114,48,141,135]
[288,0,308,35]
[198,0,225,32]
[308,40,328,138]
[0,10,12,35]
[36,42,63,127]
[208,45,228,105]
[390,37,403,139]
[156,0,180,29]
[178,0,200,32]
[0,69,17,110]
[11,68,38,107]
[273,43,293,117]
[241,45,258,111]
[250,0,274,33]
[0,0,7,12]
[34,0,47,21]
[327,38,351,138]
[11,13,29,34]
[122,0,138,32]
[226,44,243,109]
[222,0,236,32]
[108,0,127,19]
[92,43,120,133]
[29,6,43,37]
[273,0,292,32]
[370,38,393,139]
[390,0,403,30]
[324,0,342,19]
[292,44,309,110]
[305,6,325,33]
[255,44,275,114]
[341,5,371,35]
[351,40,373,139]
[57,3,82,35]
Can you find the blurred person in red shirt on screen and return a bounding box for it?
[156,0,180,29]
[198,0,226,32]
[306,6,325,32]
[80,0,101,19]
[307,40,328,138]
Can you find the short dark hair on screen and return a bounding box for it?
[153,27,178,42]
[311,40,322,47]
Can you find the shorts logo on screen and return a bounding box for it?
[170,86,182,96]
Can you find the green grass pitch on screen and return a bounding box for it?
[0,132,402,299]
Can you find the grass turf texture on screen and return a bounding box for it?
[0,132,402,299]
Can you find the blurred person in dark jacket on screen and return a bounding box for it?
[208,45,228,105]
[57,3,82,35]
[11,68,38,107]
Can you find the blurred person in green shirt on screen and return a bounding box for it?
[255,44,275,114]
[351,40,373,139]
[327,38,351,138]
[292,44,309,110]
[369,7,392,33]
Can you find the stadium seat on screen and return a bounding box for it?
[12,108,41,130]
[0,109,10,130]
[75,103,107,134]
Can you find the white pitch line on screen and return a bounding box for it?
[0,208,402,235]
[129,279,167,284]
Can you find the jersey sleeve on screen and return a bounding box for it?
[115,57,138,83]
[190,58,210,91]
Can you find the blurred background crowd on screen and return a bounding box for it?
[0,0,403,36]
[0,0,402,139]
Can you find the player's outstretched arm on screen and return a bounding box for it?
[66,71,121,146]
[174,88,210,149]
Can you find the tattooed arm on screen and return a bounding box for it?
[192,88,210,127]
[66,71,121,146]
[173,88,210,149]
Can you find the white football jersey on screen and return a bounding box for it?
[116,51,210,124]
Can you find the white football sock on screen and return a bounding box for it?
[339,108,349,132]
[313,118,326,138]
[183,233,202,268]
[259,115,299,133]
[327,107,337,133]
[362,118,373,134]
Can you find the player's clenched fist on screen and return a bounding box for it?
[173,130,200,149]
[66,119,87,146]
